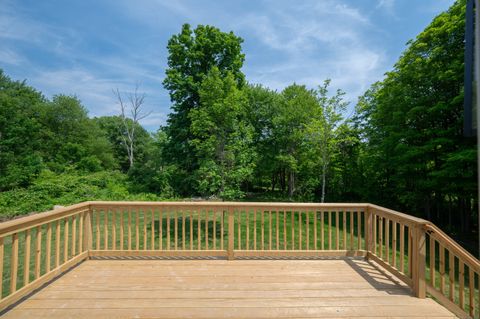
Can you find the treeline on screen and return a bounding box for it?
[0,0,476,249]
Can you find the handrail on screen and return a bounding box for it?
[0,202,90,237]
[425,224,480,271]
[0,201,477,318]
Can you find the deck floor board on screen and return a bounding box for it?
[1,259,456,318]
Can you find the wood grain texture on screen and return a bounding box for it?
[1,259,455,319]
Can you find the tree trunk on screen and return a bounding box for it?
[288,170,294,198]
[321,164,327,203]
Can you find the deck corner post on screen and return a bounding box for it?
[227,207,235,260]
[84,206,93,255]
[412,225,426,298]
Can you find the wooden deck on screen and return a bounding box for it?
[1,258,456,318]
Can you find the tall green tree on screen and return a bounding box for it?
[0,71,45,190]
[354,0,476,232]
[189,67,255,199]
[304,80,348,202]
[163,24,245,194]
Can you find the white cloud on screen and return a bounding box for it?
[236,1,386,106]
[0,49,24,65]
[376,0,395,12]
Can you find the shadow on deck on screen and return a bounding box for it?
[0,258,455,318]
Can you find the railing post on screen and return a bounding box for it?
[365,206,373,257]
[84,205,93,255]
[412,225,426,298]
[228,207,234,260]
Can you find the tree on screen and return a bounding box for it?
[0,70,45,190]
[163,24,245,194]
[189,67,255,199]
[354,0,476,232]
[94,116,151,172]
[273,84,320,198]
[114,85,151,170]
[305,80,348,202]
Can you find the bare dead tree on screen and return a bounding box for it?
[113,84,151,169]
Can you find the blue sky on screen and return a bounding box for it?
[0,0,455,131]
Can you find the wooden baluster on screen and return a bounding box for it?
[55,221,60,268]
[327,211,332,250]
[10,233,18,293]
[429,237,435,286]
[128,209,132,250]
[385,218,390,262]
[197,210,201,250]
[399,223,404,273]
[408,227,412,276]
[64,218,69,262]
[182,211,186,250]
[190,211,194,250]
[220,211,223,250]
[439,244,445,294]
[469,268,474,317]
[458,261,464,310]
[35,226,42,279]
[357,212,362,250]
[166,210,171,250]
[392,221,397,267]
[227,208,234,260]
[46,224,53,270]
[262,210,266,250]
[253,210,257,250]
[78,213,83,253]
[373,214,377,255]
[290,211,294,250]
[237,210,241,250]
[104,211,109,250]
[135,210,140,250]
[152,209,156,250]
[269,210,272,250]
[111,210,116,251]
[350,211,354,250]
[174,210,178,250]
[120,210,124,250]
[276,211,280,250]
[379,217,383,259]
[313,211,317,250]
[24,230,31,285]
[283,210,287,250]
[343,212,347,250]
[95,212,100,250]
[305,210,310,250]
[0,237,3,297]
[213,210,217,250]
[449,252,455,301]
[206,210,209,250]
[71,216,77,256]
[335,211,339,250]
[328,211,332,250]
[246,210,249,250]
[320,211,324,250]
[298,211,302,250]
[143,209,148,250]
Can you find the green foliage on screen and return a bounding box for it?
[0,170,165,219]
[189,67,256,199]
[163,24,246,194]
[352,0,476,232]
[94,115,152,172]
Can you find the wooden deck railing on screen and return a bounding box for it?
[0,201,478,318]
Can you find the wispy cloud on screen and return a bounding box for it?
[0,0,455,129]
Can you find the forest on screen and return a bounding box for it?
[0,0,477,253]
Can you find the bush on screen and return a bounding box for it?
[0,169,170,220]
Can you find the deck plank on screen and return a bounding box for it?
[1,259,456,318]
